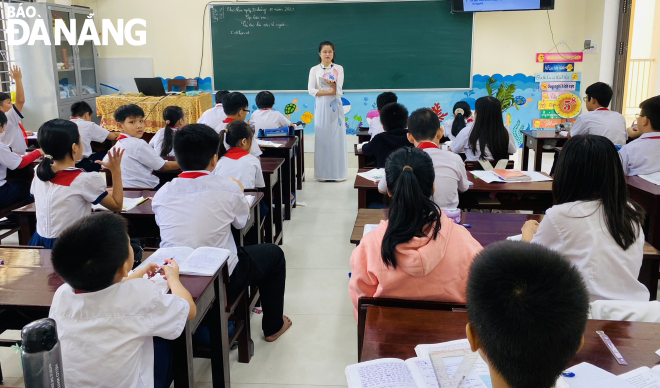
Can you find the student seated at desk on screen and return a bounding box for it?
[153,124,291,342]
[49,212,196,388]
[69,101,117,172]
[466,241,589,388]
[568,82,626,145]
[104,104,179,189]
[619,95,660,176]
[451,96,516,162]
[29,119,124,248]
[361,103,412,168]
[368,92,397,139]
[349,147,482,320]
[149,106,185,158]
[0,66,29,154]
[215,92,261,158]
[377,108,469,210]
[197,90,229,129]
[443,101,473,142]
[250,91,294,132]
[0,111,43,209]
[521,135,649,301]
[213,120,265,190]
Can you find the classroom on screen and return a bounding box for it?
[2,0,660,387]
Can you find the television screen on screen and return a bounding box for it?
[452,0,555,12]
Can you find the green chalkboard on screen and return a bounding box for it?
[209,1,473,91]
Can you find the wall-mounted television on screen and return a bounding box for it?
[451,0,555,12]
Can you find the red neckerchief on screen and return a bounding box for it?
[116,134,129,141]
[73,289,87,294]
[222,118,235,123]
[224,147,249,160]
[417,142,440,150]
[50,168,83,186]
[178,171,209,179]
[19,123,27,145]
[260,108,272,110]
[467,117,474,123]
[643,136,660,140]
[596,107,609,111]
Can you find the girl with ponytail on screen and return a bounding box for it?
[443,101,473,141]
[150,106,185,157]
[213,120,265,190]
[348,147,482,319]
[30,119,124,248]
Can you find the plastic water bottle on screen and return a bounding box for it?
[21,318,65,388]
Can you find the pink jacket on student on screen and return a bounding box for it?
[349,213,482,320]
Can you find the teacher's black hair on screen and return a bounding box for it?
[469,96,510,161]
[318,41,335,63]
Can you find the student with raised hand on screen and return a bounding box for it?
[0,66,28,153]
[49,213,195,388]
[361,102,412,167]
[197,90,229,129]
[619,95,660,176]
[29,119,124,248]
[213,120,265,190]
[368,92,397,139]
[215,92,261,157]
[569,82,627,145]
[443,101,473,141]
[521,134,649,301]
[466,241,589,388]
[250,91,294,132]
[451,96,516,162]
[349,147,482,319]
[149,106,185,157]
[69,101,118,172]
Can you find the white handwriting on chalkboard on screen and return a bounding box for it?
[227,6,267,14]
[230,30,250,35]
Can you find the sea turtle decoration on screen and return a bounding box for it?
[285,98,299,118]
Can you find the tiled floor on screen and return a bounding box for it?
[0,148,554,387]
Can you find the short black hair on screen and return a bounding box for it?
[376,92,397,111]
[640,95,660,131]
[223,92,248,115]
[255,91,275,109]
[408,108,440,141]
[52,213,131,292]
[0,111,8,127]
[467,241,589,388]
[379,103,408,131]
[71,101,93,118]
[113,104,145,123]
[215,90,230,104]
[585,82,613,107]
[0,92,10,103]
[173,123,220,171]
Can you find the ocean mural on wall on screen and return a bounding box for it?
[159,74,541,147]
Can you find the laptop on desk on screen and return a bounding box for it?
[134,78,167,96]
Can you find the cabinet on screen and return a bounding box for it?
[9,3,101,131]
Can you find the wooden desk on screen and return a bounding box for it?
[350,210,660,299]
[353,169,554,212]
[0,247,231,388]
[12,191,264,249]
[294,127,305,190]
[521,130,567,172]
[258,158,284,245]
[259,137,297,220]
[360,307,660,377]
[627,176,660,248]
[356,129,370,144]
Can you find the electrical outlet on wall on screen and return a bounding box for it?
[584,38,599,54]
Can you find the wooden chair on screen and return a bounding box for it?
[357,297,465,360]
[0,198,32,244]
[465,160,514,171]
[167,79,198,92]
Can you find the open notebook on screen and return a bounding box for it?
[620,366,660,387]
[91,197,148,212]
[136,246,230,276]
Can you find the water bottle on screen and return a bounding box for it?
[21,318,65,388]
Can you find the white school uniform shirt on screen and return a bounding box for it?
[377,143,470,209]
[148,127,176,157]
[618,132,660,176]
[0,142,21,187]
[152,171,249,273]
[570,108,627,145]
[450,125,517,161]
[368,116,384,139]
[215,120,262,157]
[49,280,189,388]
[213,151,265,189]
[197,104,227,130]
[531,200,649,302]
[442,118,474,141]
[104,134,166,188]
[250,108,291,131]
[70,118,110,159]
[30,167,107,238]
[0,105,26,153]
